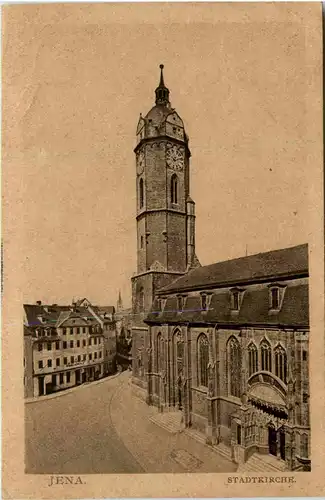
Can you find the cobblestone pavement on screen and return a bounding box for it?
[110,372,237,473]
[25,371,237,474]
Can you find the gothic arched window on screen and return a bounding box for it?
[248,343,258,376]
[173,329,183,381]
[139,178,144,209]
[156,333,162,372]
[197,334,209,387]
[227,336,242,398]
[171,174,178,204]
[260,339,272,372]
[139,287,144,312]
[274,344,287,383]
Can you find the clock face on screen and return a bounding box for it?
[166,145,184,171]
[137,150,145,175]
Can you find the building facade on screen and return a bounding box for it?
[130,66,310,471]
[145,245,310,471]
[23,300,117,398]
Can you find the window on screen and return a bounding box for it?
[237,424,242,445]
[62,328,66,335]
[70,340,73,348]
[83,327,86,334]
[38,343,43,352]
[56,341,60,350]
[64,357,67,365]
[156,333,162,372]
[260,339,272,372]
[56,358,60,367]
[303,350,307,361]
[88,338,92,346]
[63,341,67,349]
[66,372,71,383]
[139,178,144,209]
[274,345,287,383]
[303,393,308,404]
[94,337,97,345]
[140,235,144,249]
[197,334,209,387]
[99,351,102,358]
[248,343,258,376]
[52,374,56,385]
[227,337,241,398]
[60,373,64,384]
[98,338,101,345]
[173,330,184,386]
[270,287,280,309]
[177,295,184,312]
[47,343,52,351]
[139,287,145,312]
[201,294,207,311]
[301,433,308,458]
[47,359,52,368]
[231,290,240,311]
[83,340,86,347]
[94,352,97,359]
[38,360,43,369]
[171,174,178,204]
[77,340,80,347]
[71,356,74,364]
[77,327,80,334]
[89,353,92,361]
[78,355,81,362]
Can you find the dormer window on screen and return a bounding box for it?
[177,295,185,312]
[271,287,279,309]
[230,288,243,311]
[268,284,285,311]
[200,292,212,312]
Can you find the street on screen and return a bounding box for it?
[25,375,143,474]
[25,372,236,474]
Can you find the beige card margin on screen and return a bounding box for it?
[2,2,325,498]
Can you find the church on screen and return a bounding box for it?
[131,66,310,472]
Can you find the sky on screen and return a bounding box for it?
[3,3,319,308]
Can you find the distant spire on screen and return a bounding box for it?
[155,64,170,106]
[117,290,123,312]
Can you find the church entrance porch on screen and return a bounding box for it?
[230,400,289,470]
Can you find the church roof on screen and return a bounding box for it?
[158,244,308,294]
[146,282,309,328]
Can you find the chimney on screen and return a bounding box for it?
[36,300,42,306]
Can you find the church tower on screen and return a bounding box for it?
[131,65,199,318]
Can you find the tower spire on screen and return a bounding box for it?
[155,64,170,106]
[117,289,123,312]
[159,63,165,86]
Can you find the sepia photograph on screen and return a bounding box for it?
[2,2,324,498]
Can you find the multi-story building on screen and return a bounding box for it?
[23,300,117,398]
[130,66,310,472]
